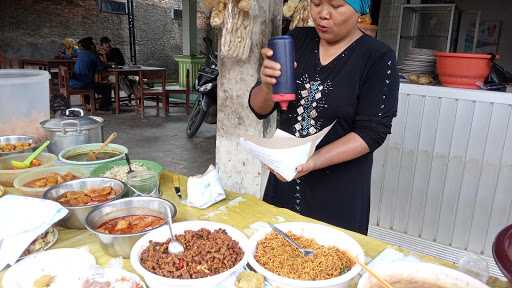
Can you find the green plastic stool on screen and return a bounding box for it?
[175,55,206,89]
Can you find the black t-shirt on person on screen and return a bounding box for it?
[106,47,125,66]
[249,27,399,235]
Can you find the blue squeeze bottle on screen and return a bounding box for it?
[268,35,296,110]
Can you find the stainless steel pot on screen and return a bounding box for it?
[85,197,177,258]
[43,177,126,229]
[40,108,104,155]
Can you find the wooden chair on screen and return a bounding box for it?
[0,52,8,68]
[137,69,168,119]
[166,69,191,115]
[58,66,97,113]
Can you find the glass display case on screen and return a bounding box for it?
[396,4,459,65]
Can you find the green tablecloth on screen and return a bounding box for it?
[0,171,507,287]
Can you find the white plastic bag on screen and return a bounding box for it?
[185,165,226,209]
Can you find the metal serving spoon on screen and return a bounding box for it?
[268,223,314,257]
[166,206,184,254]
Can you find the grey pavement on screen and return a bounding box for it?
[98,107,216,176]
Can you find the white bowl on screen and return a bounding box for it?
[357,262,490,288]
[247,222,364,288]
[13,165,89,198]
[130,220,249,288]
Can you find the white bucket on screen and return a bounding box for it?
[0,69,51,140]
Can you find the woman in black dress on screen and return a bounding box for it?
[249,0,399,235]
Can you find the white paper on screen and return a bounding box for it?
[240,122,335,181]
[185,165,226,209]
[0,195,68,270]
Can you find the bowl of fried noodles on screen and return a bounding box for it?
[247,222,364,288]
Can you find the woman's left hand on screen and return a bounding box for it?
[295,157,317,179]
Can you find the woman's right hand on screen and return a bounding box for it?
[260,48,281,92]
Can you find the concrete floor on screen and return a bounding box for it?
[98,107,216,176]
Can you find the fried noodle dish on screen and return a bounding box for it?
[254,231,355,281]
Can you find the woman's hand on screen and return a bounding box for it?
[260,48,281,92]
[266,155,318,183]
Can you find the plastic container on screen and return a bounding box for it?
[435,52,492,89]
[13,166,89,198]
[0,153,57,187]
[269,36,296,110]
[58,143,128,169]
[0,69,50,141]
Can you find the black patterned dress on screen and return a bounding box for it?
[249,27,399,235]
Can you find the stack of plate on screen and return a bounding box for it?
[398,48,437,76]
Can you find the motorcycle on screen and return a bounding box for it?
[186,37,218,138]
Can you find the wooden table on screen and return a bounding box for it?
[0,170,508,287]
[108,66,166,114]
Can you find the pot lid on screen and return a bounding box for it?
[41,108,104,131]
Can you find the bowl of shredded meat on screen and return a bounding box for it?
[130,220,249,288]
[247,222,364,288]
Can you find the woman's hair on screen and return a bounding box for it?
[77,37,96,52]
[63,38,76,49]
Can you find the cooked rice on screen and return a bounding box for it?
[254,231,355,281]
[104,163,148,181]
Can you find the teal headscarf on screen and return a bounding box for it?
[345,0,371,15]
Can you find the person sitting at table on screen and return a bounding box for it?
[70,37,112,111]
[98,36,125,67]
[98,36,136,104]
[57,38,78,59]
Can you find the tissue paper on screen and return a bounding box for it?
[185,165,226,209]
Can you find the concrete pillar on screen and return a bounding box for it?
[216,0,282,198]
[182,0,198,55]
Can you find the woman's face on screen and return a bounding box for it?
[310,0,360,43]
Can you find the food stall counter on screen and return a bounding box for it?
[0,170,508,288]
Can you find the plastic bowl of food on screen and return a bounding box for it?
[357,262,489,288]
[58,143,128,168]
[90,159,163,182]
[247,222,364,288]
[43,177,126,229]
[13,166,89,198]
[435,52,492,89]
[0,152,57,187]
[84,197,177,258]
[0,135,35,157]
[130,220,249,288]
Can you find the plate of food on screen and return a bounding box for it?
[130,220,249,288]
[19,226,59,260]
[247,222,364,288]
[90,159,163,182]
[2,248,97,288]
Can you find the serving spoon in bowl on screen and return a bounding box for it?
[87,132,117,161]
[166,206,184,254]
[268,223,314,257]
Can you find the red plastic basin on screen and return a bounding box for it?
[435,52,492,89]
[493,223,512,283]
